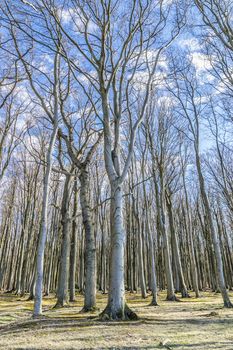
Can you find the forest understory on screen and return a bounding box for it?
[0,291,233,350]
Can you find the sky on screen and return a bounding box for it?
[1,0,232,172]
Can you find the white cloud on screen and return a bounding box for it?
[189,52,212,72]
[178,38,201,52]
[60,8,98,33]
[193,95,209,105]
[157,95,176,107]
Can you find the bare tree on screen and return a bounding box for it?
[168,59,233,307]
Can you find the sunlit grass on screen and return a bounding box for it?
[0,291,233,349]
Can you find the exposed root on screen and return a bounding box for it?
[181,290,191,298]
[80,305,99,313]
[53,301,69,309]
[194,290,201,298]
[149,298,159,306]
[99,303,138,321]
[166,294,181,302]
[224,300,233,308]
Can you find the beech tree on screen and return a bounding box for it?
[168,59,233,307]
[1,0,233,327]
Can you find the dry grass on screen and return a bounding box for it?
[0,291,233,350]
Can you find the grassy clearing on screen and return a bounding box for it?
[0,291,233,350]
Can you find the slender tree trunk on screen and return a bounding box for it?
[138,221,147,299]
[33,51,59,316]
[55,174,72,307]
[69,177,78,302]
[183,204,200,298]
[132,194,146,299]
[148,224,158,306]
[100,218,107,294]
[79,167,96,311]
[16,202,30,295]
[166,193,189,298]
[153,173,177,301]
[33,133,57,316]
[195,151,233,307]
[28,261,36,301]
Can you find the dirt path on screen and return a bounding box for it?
[0,292,233,349]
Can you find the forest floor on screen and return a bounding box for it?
[0,291,233,350]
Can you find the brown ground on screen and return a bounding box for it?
[0,291,233,350]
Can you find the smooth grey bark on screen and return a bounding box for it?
[153,169,177,301]
[141,149,158,305]
[16,200,30,295]
[55,174,72,307]
[28,262,36,301]
[58,118,102,307]
[182,186,200,298]
[32,50,60,316]
[6,215,18,292]
[147,127,178,302]
[20,214,34,296]
[166,192,190,298]
[99,208,107,294]
[79,167,96,311]
[132,194,146,299]
[21,168,39,296]
[195,150,233,307]
[108,184,125,315]
[44,238,55,296]
[138,224,147,299]
[33,122,58,316]
[99,87,137,320]
[101,183,137,320]
[144,201,158,305]
[44,189,59,297]
[148,222,158,306]
[158,170,178,301]
[69,177,78,302]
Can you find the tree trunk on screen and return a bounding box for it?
[153,172,178,301]
[138,221,147,299]
[195,151,232,307]
[101,183,137,320]
[166,193,189,298]
[69,177,78,302]
[148,224,158,306]
[132,194,146,299]
[55,174,72,307]
[79,167,96,311]
[33,51,59,317]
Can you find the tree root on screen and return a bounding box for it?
[224,300,233,308]
[53,301,69,309]
[166,294,181,302]
[100,303,138,321]
[149,299,159,306]
[181,290,191,298]
[80,305,99,313]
